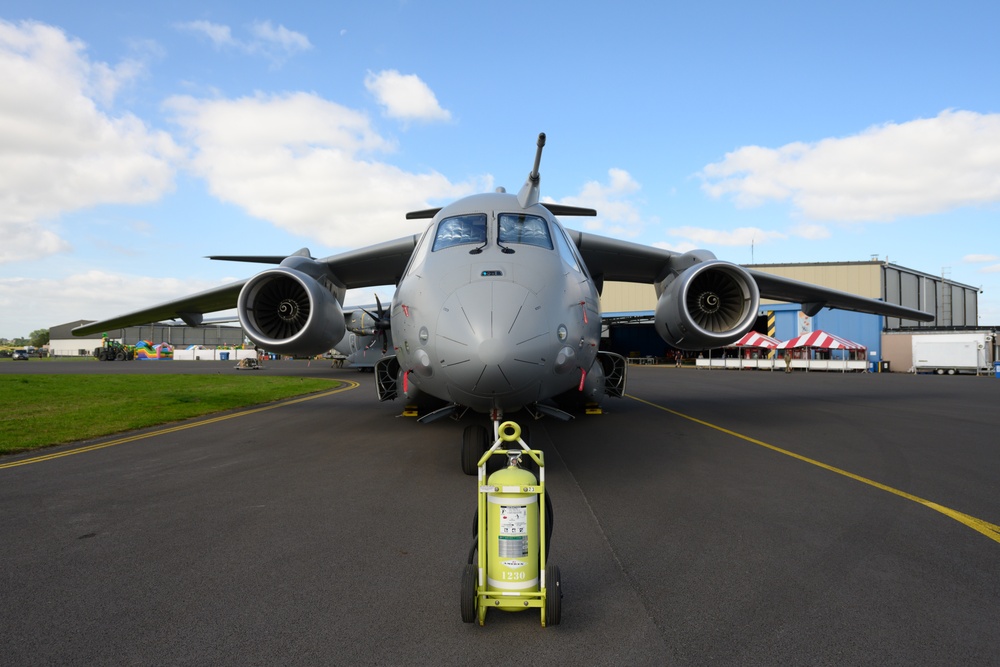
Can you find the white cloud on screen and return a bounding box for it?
[0,19,181,265]
[167,91,481,247]
[964,254,999,263]
[250,20,311,54]
[176,20,236,49]
[700,110,1000,222]
[0,271,228,336]
[667,226,785,247]
[0,221,69,263]
[176,20,311,67]
[364,70,452,123]
[551,168,646,236]
[653,240,698,253]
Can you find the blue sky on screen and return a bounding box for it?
[1,1,999,338]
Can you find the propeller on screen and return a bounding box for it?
[361,295,391,354]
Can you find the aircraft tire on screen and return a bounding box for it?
[461,563,477,623]
[462,424,488,476]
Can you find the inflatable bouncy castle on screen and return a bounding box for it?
[135,341,174,360]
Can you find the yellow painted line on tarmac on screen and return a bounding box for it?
[0,381,360,470]
[628,394,1000,546]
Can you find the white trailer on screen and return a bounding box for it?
[911,332,993,375]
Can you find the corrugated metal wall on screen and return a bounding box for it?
[883,265,979,328]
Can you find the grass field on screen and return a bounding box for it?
[0,375,340,454]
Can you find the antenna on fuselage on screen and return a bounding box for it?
[516,132,546,209]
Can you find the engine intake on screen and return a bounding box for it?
[654,260,760,350]
[238,267,346,354]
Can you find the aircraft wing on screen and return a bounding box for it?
[568,229,934,323]
[72,235,421,337]
[314,234,420,289]
[73,281,247,336]
[208,235,421,289]
[745,270,933,321]
[570,230,679,283]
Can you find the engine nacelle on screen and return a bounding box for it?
[654,260,760,350]
[238,266,346,354]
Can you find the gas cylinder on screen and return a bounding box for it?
[486,453,539,595]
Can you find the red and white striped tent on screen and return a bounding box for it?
[728,331,781,349]
[776,330,865,351]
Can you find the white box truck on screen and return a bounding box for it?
[911,332,992,375]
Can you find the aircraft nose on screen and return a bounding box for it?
[436,281,549,397]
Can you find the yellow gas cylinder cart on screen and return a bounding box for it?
[461,421,561,626]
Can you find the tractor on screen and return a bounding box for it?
[93,339,134,361]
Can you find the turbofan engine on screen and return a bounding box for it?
[238,261,346,355]
[654,259,760,350]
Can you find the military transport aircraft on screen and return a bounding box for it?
[74,134,933,473]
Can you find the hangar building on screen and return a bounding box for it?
[49,320,246,357]
[599,260,985,369]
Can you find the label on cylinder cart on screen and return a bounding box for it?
[499,505,528,535]
[498,535,528,557]
[498,505,529,557]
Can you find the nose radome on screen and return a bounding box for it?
[477,337,505,365]
[436,280,549,394]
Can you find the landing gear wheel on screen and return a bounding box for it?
[544,564,562,626]
[461,563,477,623]
[462,425,489,475]
[947,368,956,375]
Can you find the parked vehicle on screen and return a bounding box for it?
[93,339,134,361]
[12,349,29,360]
[912,332,993,375]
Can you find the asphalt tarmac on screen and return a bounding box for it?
[2,361,999,665]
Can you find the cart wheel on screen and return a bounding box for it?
[466,535,478,564]
[461,563,478,623]
[543,492,554,562]
[545,564,562,626]
[462,425,488,476]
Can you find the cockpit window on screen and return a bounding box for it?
[432,214,487,251]
[497,213,553,250]
[552,223,586,275]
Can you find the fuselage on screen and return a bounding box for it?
[390,192,601,415]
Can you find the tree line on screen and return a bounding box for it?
[0,329,50,348]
